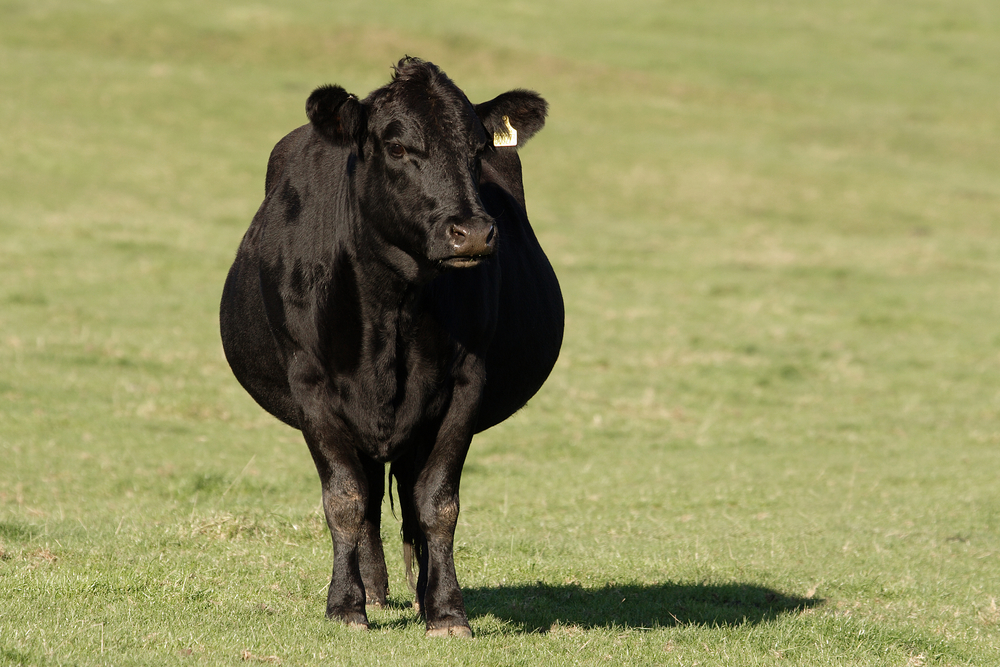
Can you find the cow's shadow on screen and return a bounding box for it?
[461,581,821,632]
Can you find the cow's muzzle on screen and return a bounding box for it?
[444,218,496,267]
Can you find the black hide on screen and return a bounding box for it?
[220,58,563,637]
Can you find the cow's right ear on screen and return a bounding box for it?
[306,85,366,146]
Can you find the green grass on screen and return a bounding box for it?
[2,0,1000,664]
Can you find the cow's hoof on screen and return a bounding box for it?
[425,624,473,638]
[329,610,369,630]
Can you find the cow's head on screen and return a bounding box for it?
[305,58,546,280]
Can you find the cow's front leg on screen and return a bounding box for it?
[411,438,474,638]
[304,424,371,629]
[393,441,472,637]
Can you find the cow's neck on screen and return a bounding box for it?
[343,243,433,438]
[351,239,428,318]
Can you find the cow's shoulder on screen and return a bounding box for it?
[264,124,315,195]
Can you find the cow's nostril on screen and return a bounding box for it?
[449,220,495,257]
[450,224,469,248]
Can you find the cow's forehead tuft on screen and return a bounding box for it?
[365,60,486,149]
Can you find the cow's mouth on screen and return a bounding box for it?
[439,254,491,269]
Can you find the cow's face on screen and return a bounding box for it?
[306,58,546,280]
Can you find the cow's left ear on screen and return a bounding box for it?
[475,90,548,148]
[306,85,366,146]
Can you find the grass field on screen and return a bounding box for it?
[3,0,1000,664]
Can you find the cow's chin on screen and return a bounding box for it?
[439,255,491,269]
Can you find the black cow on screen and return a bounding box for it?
[219,58,563,637]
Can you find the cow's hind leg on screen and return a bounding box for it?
[358,456,389,607]
[390,460,425,613]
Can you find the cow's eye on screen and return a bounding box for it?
[387,143,406,160]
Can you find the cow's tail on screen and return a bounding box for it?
[388,462,422,605]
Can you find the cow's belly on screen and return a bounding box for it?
[220,260,301,429]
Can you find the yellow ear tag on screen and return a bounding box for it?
[493,116,518,147]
